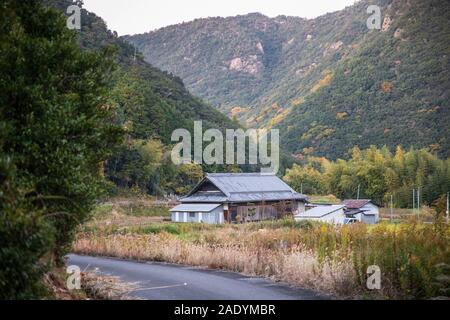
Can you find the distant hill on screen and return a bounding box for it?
[47,0,236,145]
[125,0,450,159]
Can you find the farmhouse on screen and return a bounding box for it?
[294,205,346,224]
[170,173,307,224]
[342,199,380,224]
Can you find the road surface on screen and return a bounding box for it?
[67,254,329,300]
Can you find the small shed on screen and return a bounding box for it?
[170,203,224,224]
[342,199,380,224]
[294,205,346,225]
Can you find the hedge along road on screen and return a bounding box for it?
[67,254,330,300]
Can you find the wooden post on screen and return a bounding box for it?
[223,203,229,223]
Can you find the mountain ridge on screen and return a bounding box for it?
[125,0,450,159]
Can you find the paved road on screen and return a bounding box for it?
[67,254,328,300]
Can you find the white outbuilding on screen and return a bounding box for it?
[294,205,346,225]
[342,199,380,224]
[170,203,224,224]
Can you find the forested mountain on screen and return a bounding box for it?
[125,0,450,159]
[46,0,247,195]
[48,0,236,143]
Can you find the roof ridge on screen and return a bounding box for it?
[228,190,292,194]
[206,172,275,176]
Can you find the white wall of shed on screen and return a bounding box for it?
[171,206,224,224]
[297,201,306,214]
[295,208,346,225]
[362,203,380,223]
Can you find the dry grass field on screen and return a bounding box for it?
[73,201,450,299]
[379,207,436,223]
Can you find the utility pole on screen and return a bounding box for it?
[417,186,421,219]
[390,194,394,222]
[300,183,303,194]
[357,184,360,200]
[446,192,449,224]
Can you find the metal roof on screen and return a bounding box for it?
[206,173,294,195]
[169,203,222,212]
[182,173,307,203]
[181,192,228,203]
[295,205,345,218]
[228,191,305,202]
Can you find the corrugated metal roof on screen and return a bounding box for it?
[182,192,228,203]
[228,191,305,202]
[295,205,345,218]
[182,173,307,203]
[206,173,294,196]
[169,203,222,212]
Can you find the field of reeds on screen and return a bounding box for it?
[74,204,450,299]
[379,207,436,223]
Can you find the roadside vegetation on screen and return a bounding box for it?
[0,1,123,299]
[74,205,450,300]
[44,267,136,300]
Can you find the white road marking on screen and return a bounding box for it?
[131,283,188,292]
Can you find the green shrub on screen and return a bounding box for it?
[142,224,180,235]
[0,1,122,298]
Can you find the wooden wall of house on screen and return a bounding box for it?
[231,201,297,222]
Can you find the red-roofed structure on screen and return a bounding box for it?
[342,199,380,224]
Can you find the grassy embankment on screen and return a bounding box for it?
[73,201,450,299]
[44,267,136,300]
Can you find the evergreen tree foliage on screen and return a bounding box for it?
[0,0,122,298]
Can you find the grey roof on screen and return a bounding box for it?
[295,205,345,218]
[181,173,307,204]
[181,192,228,203]
[228,191,305,202]
[170,203,221,212]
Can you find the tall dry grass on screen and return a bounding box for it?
[74,233,356,297]
[74,217,450,299]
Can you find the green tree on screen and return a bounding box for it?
[0,0,122,298]
[283,146,450,207]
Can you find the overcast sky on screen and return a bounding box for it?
[83,0,358,36]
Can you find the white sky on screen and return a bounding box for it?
[83,0,358,36]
